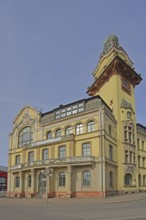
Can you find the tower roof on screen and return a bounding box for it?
[99,34,121,59]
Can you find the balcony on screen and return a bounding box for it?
[31,137,62,147]
[124,143,136,151]
[10,164,22,171]
[11,156,96,170]
[31,135,74,148]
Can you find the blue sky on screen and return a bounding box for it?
[0,0,146,166]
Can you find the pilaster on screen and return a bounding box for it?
[66,165,72,197]
[31,169,35,194]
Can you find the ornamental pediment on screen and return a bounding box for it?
[13,106,40,124]
[19,112,35,126]
[11,106,40,135]
[124,164,135,173]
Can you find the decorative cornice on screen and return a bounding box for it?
[87,56,142,96]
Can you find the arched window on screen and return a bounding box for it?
[47,131,52,139]
[18,126,32,147]
[87,120,95,132]
[125,173,132,186]
[15,176,20,188]
[76,123,83,135]
[124,125,134,144]
[83,171,91,186]
[127,111,132,119]
[55,129,62,137]
[109,171,113,187]
[59,172,65,186]
[65,126,72,136]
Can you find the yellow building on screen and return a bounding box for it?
[8,35,146,198]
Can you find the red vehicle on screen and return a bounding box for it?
[0,166,7,191]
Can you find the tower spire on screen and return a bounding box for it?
[99,34,121,60]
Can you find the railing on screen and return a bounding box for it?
[10,156,95,170]
[31,135,74,147]
[10,164,22,171]
[31,137,62,147]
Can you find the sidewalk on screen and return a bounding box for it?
[100,192,146,204]
[0,192,146,206]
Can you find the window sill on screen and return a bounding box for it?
[124,185,137,187]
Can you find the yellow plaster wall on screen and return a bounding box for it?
[93,48,133,79]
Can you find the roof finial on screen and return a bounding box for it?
[99,34,121,59]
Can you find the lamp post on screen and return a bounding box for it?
[41,167,53,203]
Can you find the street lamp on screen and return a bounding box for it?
[41,167,53,203]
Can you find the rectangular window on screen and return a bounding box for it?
[109,125,112,136]
[82,143,91,156]
[28,175,31,187]
[139,174,141,186]
[125,150,128,163]
[133,134,135,144]
[124,130,127,142]
[142,141,144,151]
[15,155,20,165]
[42,149,48,160]
[109,145,113,161]
[133,152,136,164]
[15,177,20,188]
[137,139,140,148]
[138,156,141,167]
[59,172,65,186]
[0,177,6,184]
[56,110,60,119]
[72,105,78,114]
[59,146,66,159]
[61,109,66,118]
[142,157,145,167]
[129,151,132,164]
[0,177,6,191]
[129,132,132,144]
[83,171,91,186]
[66,107,71,116]
[28,151,34,162]
[78,103,84,112]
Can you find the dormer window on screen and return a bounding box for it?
[127,111,132,119]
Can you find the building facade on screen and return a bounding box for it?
[0,166,7,192]
[8,35,146,198]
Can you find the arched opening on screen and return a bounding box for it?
[125,173,132,186]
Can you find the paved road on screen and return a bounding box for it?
[0,193,146,220]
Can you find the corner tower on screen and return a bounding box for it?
[87,35,142,111]
[87,35,142,193]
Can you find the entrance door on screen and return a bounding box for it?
[38,172,46,197]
